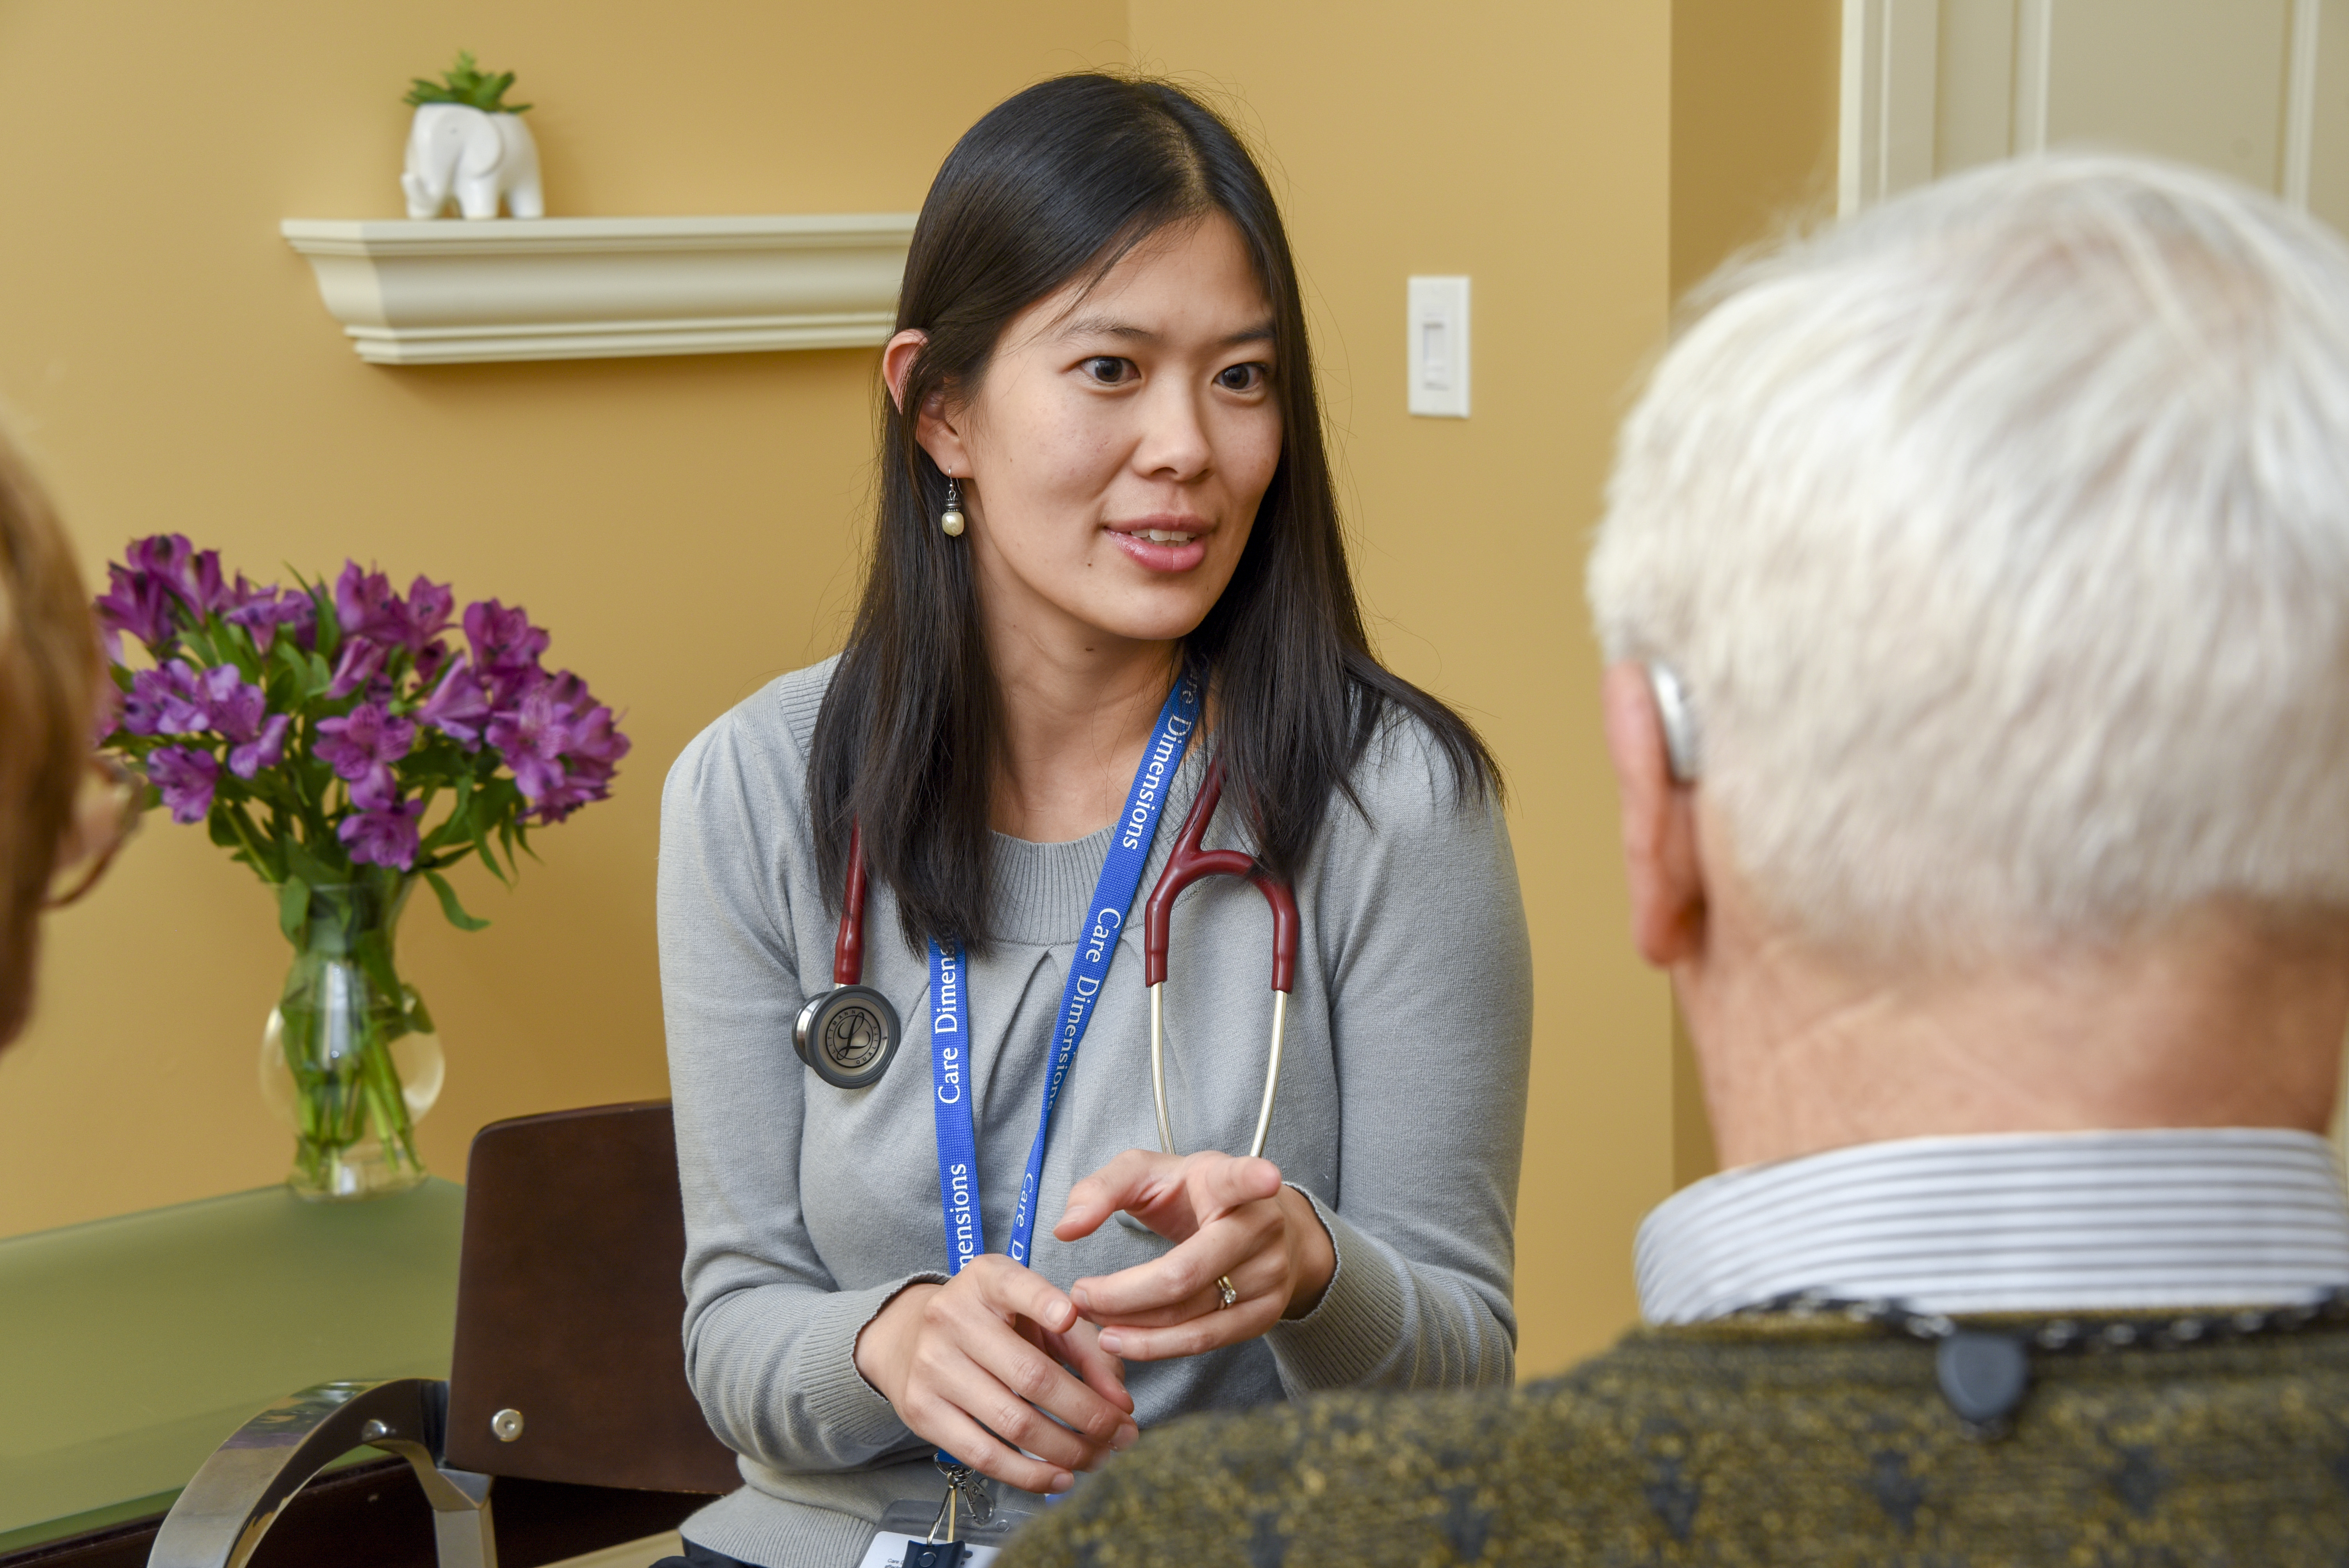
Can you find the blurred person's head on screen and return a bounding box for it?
[1588,155,2349,1164]
[0,426,104,1050]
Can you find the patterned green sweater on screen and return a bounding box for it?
[1002,1317,2349,1566]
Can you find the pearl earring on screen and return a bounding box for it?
[940,476,966,538]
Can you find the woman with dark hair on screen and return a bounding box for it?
[658,73,1531,1567]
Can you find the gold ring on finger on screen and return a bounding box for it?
[1216,1275,1238,1311]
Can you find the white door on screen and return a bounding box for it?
[1840,0,2349,233]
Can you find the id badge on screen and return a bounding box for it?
[862,1493,1028,1568]
[851,1537,1000,1568]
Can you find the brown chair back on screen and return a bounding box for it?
[441,1101,740,1494]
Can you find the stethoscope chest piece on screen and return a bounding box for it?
[795,984,902,1090]
[798,823,902,1091]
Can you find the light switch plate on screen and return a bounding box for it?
[1407,275,1471,418]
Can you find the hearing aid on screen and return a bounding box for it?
[1647,662,1702,784]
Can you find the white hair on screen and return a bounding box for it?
[1588,154,2349,960]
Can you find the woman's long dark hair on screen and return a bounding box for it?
[811,73,1497,952]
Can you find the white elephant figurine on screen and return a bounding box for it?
[401,103,543,220]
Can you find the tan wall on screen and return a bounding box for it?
[0,0,1817,1379]
[1671,0,1842,299]
[0,0,1123,1232]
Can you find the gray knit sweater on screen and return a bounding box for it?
[656,659,1533,1567]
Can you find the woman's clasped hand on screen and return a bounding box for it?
[1059,1149,1336,1356]
[852,1148,1336,1493]
[852,1254,1136,1497]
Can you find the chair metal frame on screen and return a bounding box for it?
[149,1378,494,1568]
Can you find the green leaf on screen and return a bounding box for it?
[309,581,341,663]
[423,868,491,932]
[278,879,311,943]
[230,802,287,881]
[401,48,529,114]
[283,832,339,887]
[419,791,465,855]
[471,803,509,883]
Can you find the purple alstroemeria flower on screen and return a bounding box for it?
[94,563,180,657]
[130,535,239,618]
[222,580,315,655]
[417,657,492,749]
[334,564,405,646]
[529,773,610,823]
[413,640,452,691]
[189,664,260,735]
[338,797,425,871]
[184,551,229,617]
[121,663,201,736]
[346,771,397,812]
[315,701,415,806]
[227,714,291,780]
[323,637,387,700]
[147,746,219,825]
[405,577,455,650]
[484,678,576,804]
[335,564,456,657]
[464,599,551,704]
[485,670,630,822]
[128,661,273,743]
[127,535,201,602]
[554,674,629,764]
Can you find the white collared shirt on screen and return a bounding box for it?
[1636,1128,2349,1325]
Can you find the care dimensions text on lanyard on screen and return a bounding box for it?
[928,668,1203,1274]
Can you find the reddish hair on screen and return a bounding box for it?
[0,428,98,1049]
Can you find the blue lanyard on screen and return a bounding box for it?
[928,668,1203,1275]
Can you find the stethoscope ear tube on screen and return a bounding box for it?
[1142,759,1300,1161]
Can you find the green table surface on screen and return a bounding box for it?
[0,1178,463,1550]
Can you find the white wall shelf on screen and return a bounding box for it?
[280,214,918,366]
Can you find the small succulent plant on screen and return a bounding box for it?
[403,50,531,115]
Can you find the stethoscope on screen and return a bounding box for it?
[1141,757,1297,1158]
[797,759,1300,1158]
[793,822,905,1089]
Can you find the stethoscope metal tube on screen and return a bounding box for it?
[1142,759,1299,1160]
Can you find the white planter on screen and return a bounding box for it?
[401,103,544,220]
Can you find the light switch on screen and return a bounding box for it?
[1407,276,1470,418]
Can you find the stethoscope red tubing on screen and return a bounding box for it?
[823,760,1300,1157]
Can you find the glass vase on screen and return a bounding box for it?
[260,878,445,1200]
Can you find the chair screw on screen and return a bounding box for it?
[492,1408,525,1442]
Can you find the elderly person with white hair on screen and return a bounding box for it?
[1003,152,2349,1565]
